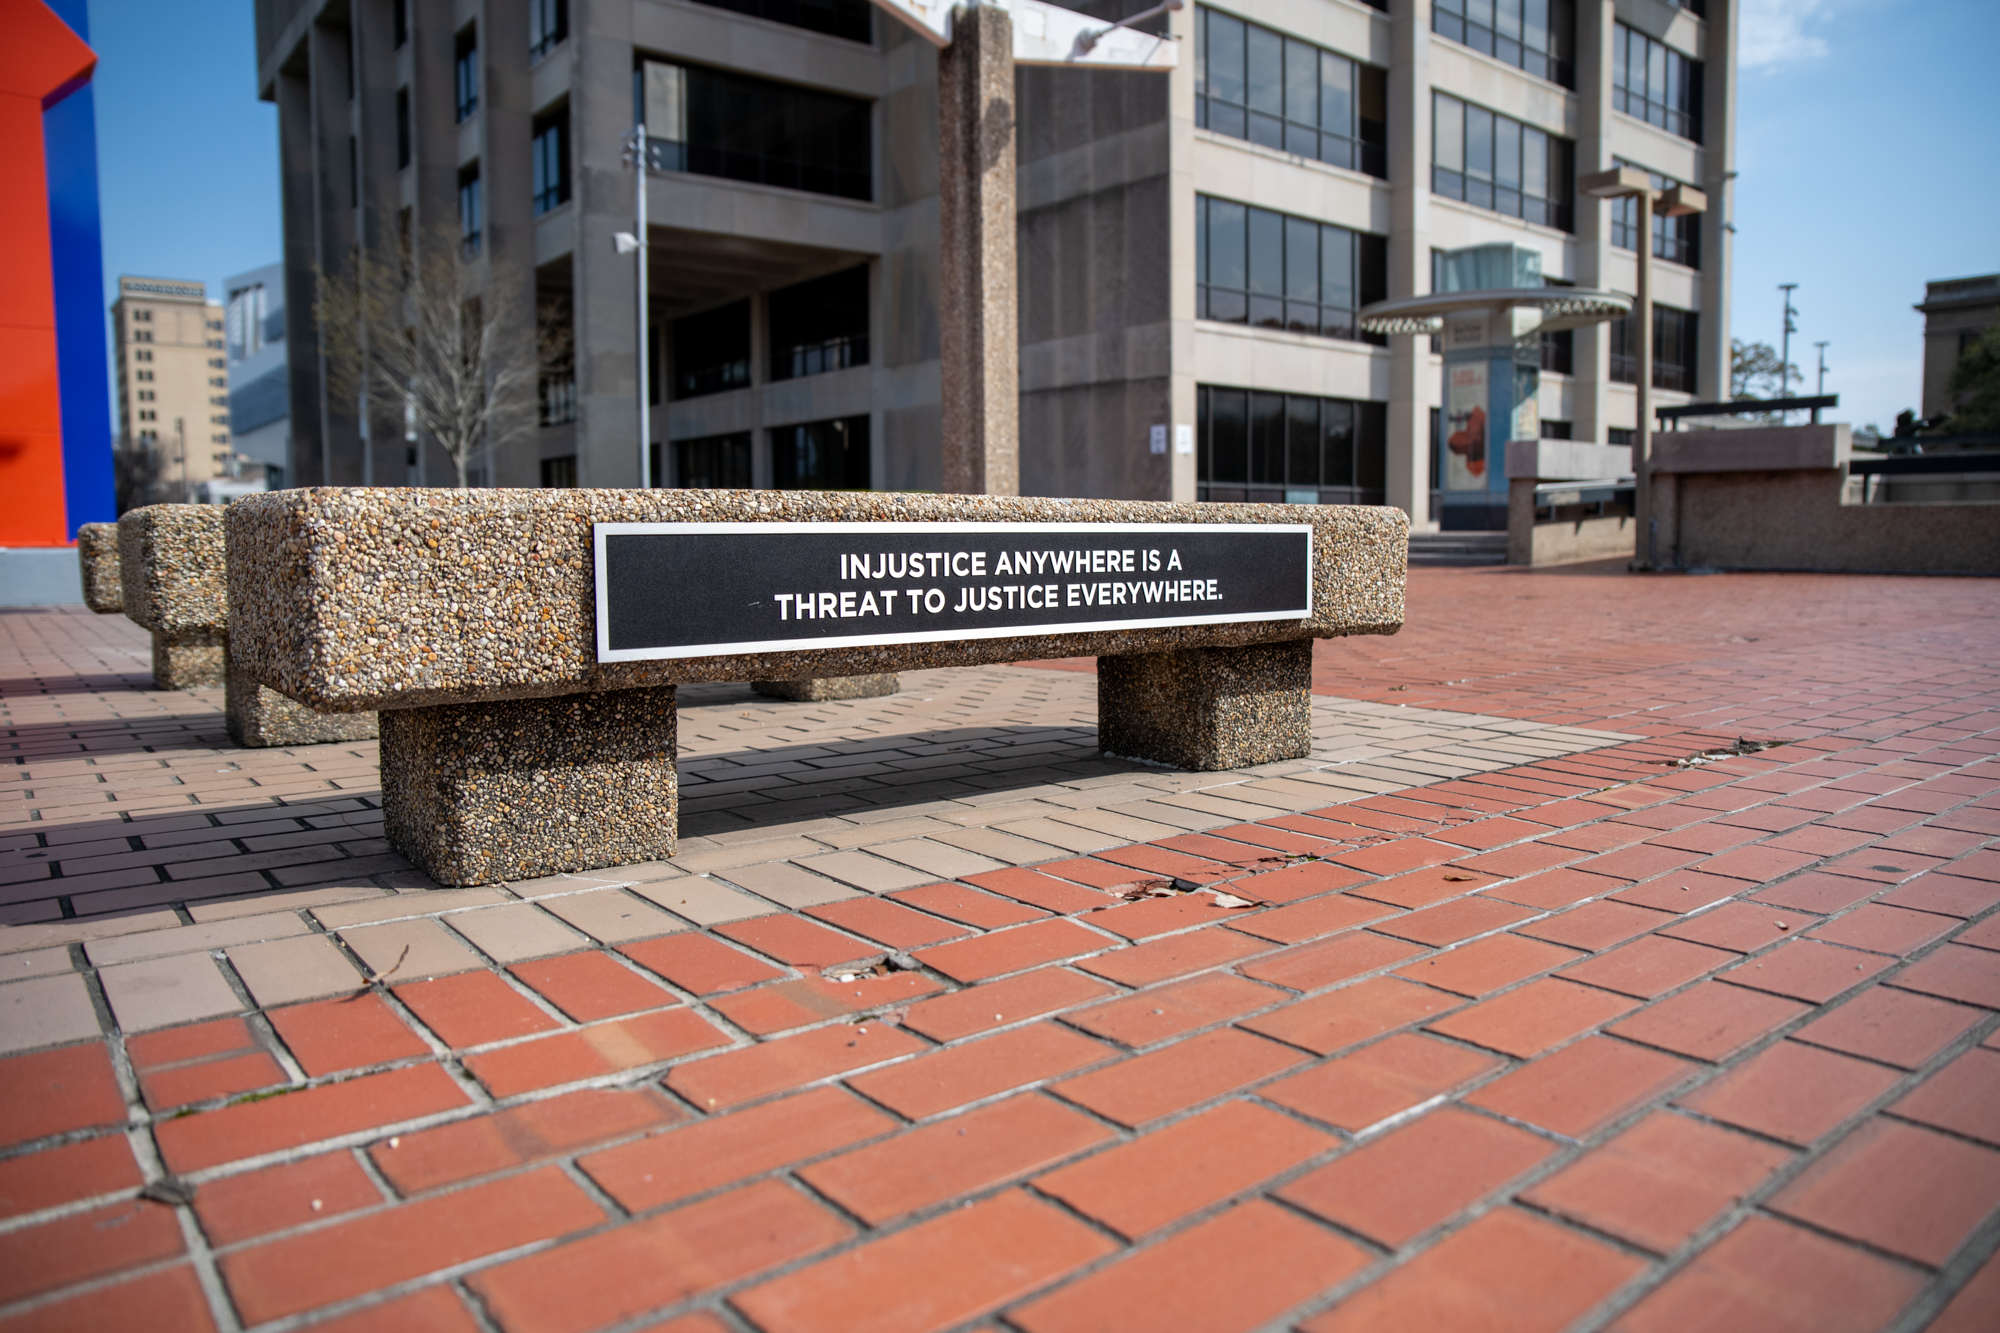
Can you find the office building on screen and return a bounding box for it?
[256,0,1735,527]
[225,262,292,489]
[1915,273,1999,424]
[110,276,234,498]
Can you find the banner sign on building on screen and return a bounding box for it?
[594,522,1314,661]
[1445,362,1489,490]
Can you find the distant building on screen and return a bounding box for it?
[225,262,290,489]
[1916,273,2000,422]
[257,0,1736,531]
[111,275,233,500]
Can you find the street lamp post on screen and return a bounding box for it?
[1580,166,1705,571]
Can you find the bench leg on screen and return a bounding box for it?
[750,674,900,702]
[380,686,678,886]
[151,631,226,690]
[1097,639,1313,771]
[226,660,379,748]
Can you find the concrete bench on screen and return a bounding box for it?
[114,504,379,747]
[226,489,1406,886]
[77,522,124,615]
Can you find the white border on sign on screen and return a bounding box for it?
[592,521,1315,663]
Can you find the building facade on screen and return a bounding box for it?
[1915,273,1999,424]
[110,275,235,497]
[225,262,292,489]
[256,0,1735,528]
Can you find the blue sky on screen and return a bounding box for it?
[83,0,1999,434]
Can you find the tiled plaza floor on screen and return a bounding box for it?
[2,562,1999,1333]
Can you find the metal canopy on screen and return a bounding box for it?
[1358,288,1634,337]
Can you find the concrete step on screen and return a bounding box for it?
[1408,531,1508,566]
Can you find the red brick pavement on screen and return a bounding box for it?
[2,566,1999,1332]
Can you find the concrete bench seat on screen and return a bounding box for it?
[226,488,1407,886]
[111,504,380,746]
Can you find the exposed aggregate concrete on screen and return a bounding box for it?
[226,487,1408,711]
[76,522,123,614]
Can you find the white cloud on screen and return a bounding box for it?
[1739,0,1835,69]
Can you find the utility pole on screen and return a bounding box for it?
[1779,283,1799,423]
[617,127,652,489]
[1815,341,1829,395]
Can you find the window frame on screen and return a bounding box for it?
[1195,194,1387,345]
[1194,6,1388,180]
[1196,383,1389,502]
[1430,91,1574,232]
[1432,0,1576,88]
[454,25,479,122]
[1613,23,1703,143]
[532,105,571,216]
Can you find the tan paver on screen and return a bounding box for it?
[446,903,591,962]
[187,884,387,922]
[337,918,482,981]
[0,972,103,1053]
[537,888,686,944]
[97,953,244,1031]
[715,861,865,908]
[84,911,310,966]
[627,876,776,925]
[227,934,367,1007]
[1,947,74,979]
[843,841,1004,883]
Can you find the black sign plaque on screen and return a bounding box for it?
[593,522,1313,662]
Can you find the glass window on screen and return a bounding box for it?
[530,0,567,59]
[457,165,481,256]
[1195,7,1388,179]
[672,432,752,489]
[540,455,578,487]
[672,301,751,400]
[532,107,570,215]
[1196,195,1386,345]
[393,0,407,48]
[1197,385,1387,502]
[1433,0,1575,87]
[769,265,869,381]
[454,26,478,122]
[1432,92,1574,232]
[1614,23,1702,142]
[687,0,872,44]
[1608,160,1700,268]
[1609,303,1699,390]
[773,415,870,489]
[396,89,411,169]
[639,60,872,202]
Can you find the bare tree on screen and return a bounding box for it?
[317,233,539,488]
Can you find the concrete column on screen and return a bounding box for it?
[936,3,1018,496]
[571,10,642,486]
[1572,0,1614,446]
[309,20,360,485]
[479,0,542,488]
[355,0,405,487]
[1386,0,1433,529]
[1698,0,1737,403]
[409,0,463,487]
[277,65,326,486]
[380,687,678,886]
[1098,640,1313,771]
